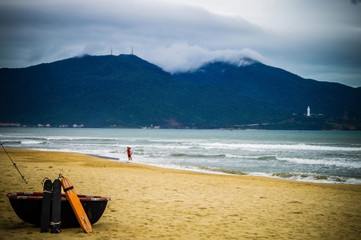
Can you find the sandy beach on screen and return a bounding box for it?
[1,148,361,240]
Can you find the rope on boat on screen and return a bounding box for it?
[1,143,28,184]
[41,177,50,187]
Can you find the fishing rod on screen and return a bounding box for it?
[1,143,28,184]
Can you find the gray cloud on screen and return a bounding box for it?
[0,1,264,63]
[0,0,360,87]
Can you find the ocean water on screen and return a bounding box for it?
[1,128,361,184]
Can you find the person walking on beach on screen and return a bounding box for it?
[127,147,132,161]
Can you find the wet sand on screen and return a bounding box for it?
[1,148,361,239]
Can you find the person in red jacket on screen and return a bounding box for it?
[127,147,132,161]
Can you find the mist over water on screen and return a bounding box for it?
[1,128,360,184]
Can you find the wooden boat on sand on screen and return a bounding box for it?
[7,192,110,228]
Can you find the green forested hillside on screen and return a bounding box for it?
[1,54,360,129]
[0,55,285,128]
[174,61,361,118]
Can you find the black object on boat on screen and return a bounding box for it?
[51,179,62,233]
[7,192,110,228]
[40,179,52,232]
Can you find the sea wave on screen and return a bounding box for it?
[197,166,247,175]
[250,172,361,184]
[170,166,361,185]
[171,153,226,158]
[0,140,22,145]
[2,128,361,185]
[278,157,361,168]
[21,140,47,145]
[200,142,361,152]
[256,155,278,161]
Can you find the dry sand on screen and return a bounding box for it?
[1,148,361,240]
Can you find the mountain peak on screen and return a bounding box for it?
[217,57,258,67]
[190,57,258,73]
[1,54,360,129]
[188,57,258,74]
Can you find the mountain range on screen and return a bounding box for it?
[1,54,360,129]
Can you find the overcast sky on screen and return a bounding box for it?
[1,0,360,87]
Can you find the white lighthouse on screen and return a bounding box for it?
[307,106,311,117]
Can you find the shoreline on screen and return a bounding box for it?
[1,128,360,187]
[6,146,361,185]
[1,148,361,239]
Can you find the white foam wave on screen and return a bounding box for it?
[44,136,119,141]
[200,142,360,152]
[279,157,361,168]
[21,140,46,145]
[249,172,361,185]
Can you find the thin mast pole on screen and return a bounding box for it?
[1,144,28,184]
